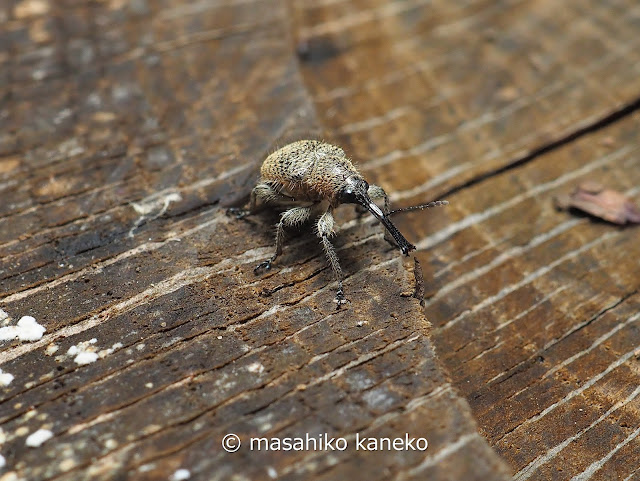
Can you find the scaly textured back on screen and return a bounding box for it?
[260,140,361,203]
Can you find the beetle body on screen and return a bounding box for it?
[260,141,361,206]
[230,140,446,306]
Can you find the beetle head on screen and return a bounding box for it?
[338,177,369,205]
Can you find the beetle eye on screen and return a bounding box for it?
[340,187,359,204]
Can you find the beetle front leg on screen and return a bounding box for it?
[367,184,397,247]
[316,210,347,307]
[367,184,390,214]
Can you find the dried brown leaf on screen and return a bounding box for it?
[554,182,640,225]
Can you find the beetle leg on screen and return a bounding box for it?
[316,210,347,307]
[367,184,390,214]
[255,206,312,273]
[227,182,296,218]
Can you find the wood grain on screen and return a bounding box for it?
[0,1,512,480]
[2,0,639,479]
[291,0,640,479]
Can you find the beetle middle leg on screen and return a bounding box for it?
[316,210,347,307]
[255,206,313,273]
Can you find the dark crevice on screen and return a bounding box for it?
[435,95,640,200]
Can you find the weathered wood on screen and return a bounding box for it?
[0,1,513,480]
[2,0,640,480]
[289,0,640,479]
[428,115,640,481]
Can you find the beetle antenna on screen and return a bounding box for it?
[389,200,449,216]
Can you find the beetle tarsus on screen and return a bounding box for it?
[254,259,273,273]
[334,288,347,308]
[226,207,250,219]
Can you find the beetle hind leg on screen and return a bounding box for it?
[227,182,296,218]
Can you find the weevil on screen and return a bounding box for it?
[229,140,447,306]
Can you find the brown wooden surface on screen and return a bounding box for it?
[1,0,640,480]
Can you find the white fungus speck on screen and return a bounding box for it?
[0,369,14,386]
[0,453,5,468]
[59,458,76,471]
[0,316,46,342]
[104,438,118,449]
[67,339,103,365]
[26,429,53,447]
[98,342,122,359]
[138,463,155,472]
[74,352,98,365]
[0,309,8,322]
[267,466,278,479]
[170,469,191,481]
[247,362,264,374]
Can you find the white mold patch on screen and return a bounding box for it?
[170,469,191,481]
[0,369,14,386]
[26,428,53,447]
[0,316,46,342]
[65,339,121,366]
[246,362,265,374]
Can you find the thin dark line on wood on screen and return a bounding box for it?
[434,94,640,201]
[123,353,436,476]
[493,289,638,393]
[46,333,419,480]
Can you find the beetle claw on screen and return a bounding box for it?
[334,289,348,309]
[254,259,272,274]
[227,207,250,219]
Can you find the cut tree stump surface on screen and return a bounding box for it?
[1,1,639,480]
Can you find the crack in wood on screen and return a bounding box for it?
[433,94,640,201]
